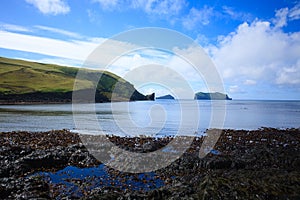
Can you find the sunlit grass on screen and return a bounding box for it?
[0,57,144,101]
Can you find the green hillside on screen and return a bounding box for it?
[0,57,153,103]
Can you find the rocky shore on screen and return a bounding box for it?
[0,128,299,199]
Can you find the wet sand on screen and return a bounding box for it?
[0,128,299,199]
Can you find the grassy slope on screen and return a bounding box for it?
[0,57,147,102]
[0,57,91,94]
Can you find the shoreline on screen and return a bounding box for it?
[0,128,299,199]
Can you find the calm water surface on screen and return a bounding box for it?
[0,100,299,135]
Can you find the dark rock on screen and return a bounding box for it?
[0,129,299,199]
[146,92,155,101]
[156,94,175,100]
[205,157,233,169]
[194,92,232,100]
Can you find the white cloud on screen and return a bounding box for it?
[106,49,171,81]
[289,2,300,20]
[134,0,186,16]
[105,46,215,99]
[93,0,119,10]
[273,3,300,28]
[276,60,300,84]
[25,0,70,15]
[123,64,195,99]
[244,79,257,85]
[35,25,82,38]
[182,6,213,30]
[195,34,210,46]
[87,9,102,24]
[208,19,300,87]
[0,30,98,61]
[0,27,141,68]
[92,0,186,17]
[106,48,173,76]
[0,23,31,32]
[229,85,244,94]
[273,8,289,28]
[222,6,252,22]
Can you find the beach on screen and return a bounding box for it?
[0,128,299,199]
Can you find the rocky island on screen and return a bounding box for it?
[156,94,175,100]
[194,92,232,100]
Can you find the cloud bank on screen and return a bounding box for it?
[208,14,300,91]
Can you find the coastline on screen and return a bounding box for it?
[0,128,299,199]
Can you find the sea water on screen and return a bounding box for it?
[0,100,299,135]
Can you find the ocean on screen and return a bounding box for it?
[0,100,299,135]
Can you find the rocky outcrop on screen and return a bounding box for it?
[194,92,232,100]
[156,94,175,100]
[0,128,299,199]
[146,92,155,101]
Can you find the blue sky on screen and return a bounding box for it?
[0,0,300,100]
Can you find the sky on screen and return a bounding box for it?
[0,0,300,100]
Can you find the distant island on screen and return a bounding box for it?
[0,57,154,104]
[156,94,175,100]
[194,92,232,100]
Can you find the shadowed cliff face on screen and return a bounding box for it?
[0,57,153,104]
[0,90,154,104]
